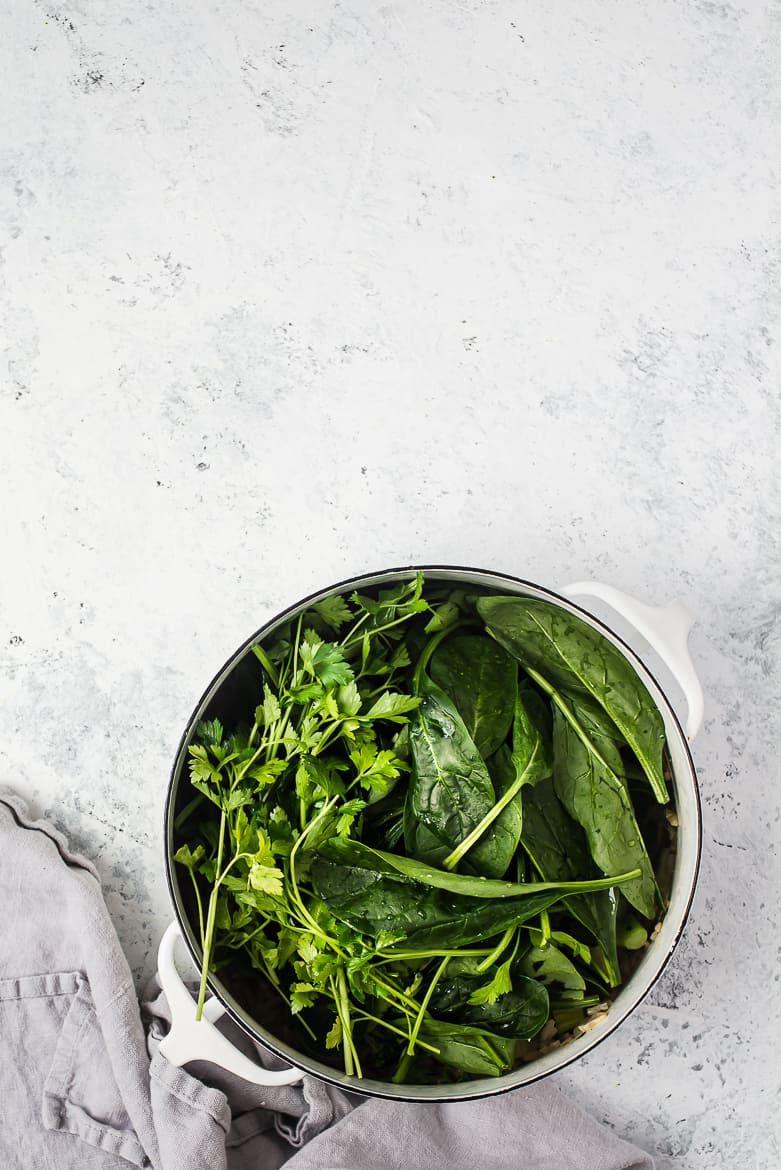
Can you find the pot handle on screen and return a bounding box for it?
[562,581,704,740]
[156,921,304,1085]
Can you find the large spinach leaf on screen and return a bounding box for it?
[404,678,496,867]
[477,596,668,803]
[311,856,569,949]
[551,698,657,918]
[317,837,639,900]
[430,634,516,757]
[520,776,621,984]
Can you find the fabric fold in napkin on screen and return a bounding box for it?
[0,789,654,1170]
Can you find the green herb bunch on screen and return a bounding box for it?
[174,573,672,1083]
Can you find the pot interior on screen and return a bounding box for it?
[165,566,701,1101]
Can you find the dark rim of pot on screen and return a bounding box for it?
[163,563,703,1102]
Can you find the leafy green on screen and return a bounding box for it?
[317,837,640,901]
[430,970,549,1039]
[444,686,552,875]
[550,699,657,918]
[312,594,355,632]
[173,572,672,1085]
[415,1019,517,1077]
[430,634,516,757]
[477,596,668,803]
[520,776,621,985]
[404,677,496,870]
[311,855,569,949]
[518,942,586,994]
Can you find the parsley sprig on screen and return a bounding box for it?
[175,575,434,1072]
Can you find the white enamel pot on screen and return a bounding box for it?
[160,566,703,1101]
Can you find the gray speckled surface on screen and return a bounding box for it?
[2,1,780,1165]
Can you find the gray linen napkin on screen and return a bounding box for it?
[0,790,654,1169]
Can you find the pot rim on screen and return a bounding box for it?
[163,563,702,1101]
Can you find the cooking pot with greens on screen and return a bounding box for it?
[158,566,703,1101]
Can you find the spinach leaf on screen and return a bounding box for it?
[477,596,668,803]
[317,837,640,900]
[551,699,657,918]
[442,686,552,876]
[429,634,516,757]
[431,974,549,1039]
[427,973,481,1015]
[466,744,524,878]
[520,775,621,985]
[404,677,496,868]
[416,1018,517,1077]
[311,856,570,949]
[518,942,586,995]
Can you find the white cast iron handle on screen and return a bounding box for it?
[157,921,304,1085]
[562,581,704,740]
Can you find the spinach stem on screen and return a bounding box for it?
[252,643,280,687]
[441,740,543,870]
[392,1050,413,1084]
[376,945,493,963]
[525,668,625,792]
[412,621,471,694]
[475,926,515,974]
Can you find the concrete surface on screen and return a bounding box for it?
[2,2,780,1166]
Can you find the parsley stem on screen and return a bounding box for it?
[406,956,449,1056]
[287,797,343,950]
[352,1010,441,1055]
[265,707,292,763]
[331,968,361,1077]
[341,610,371,648]
[235,740,269,782]
[342,599,425,652]
[310,718,343,757]
[196,809,226,1020]
[259,968,318,1041]
[220,918,270,948]
[370,973,421,1013]
[185,867,205,946]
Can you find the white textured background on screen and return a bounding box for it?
[2,2,780,1166]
